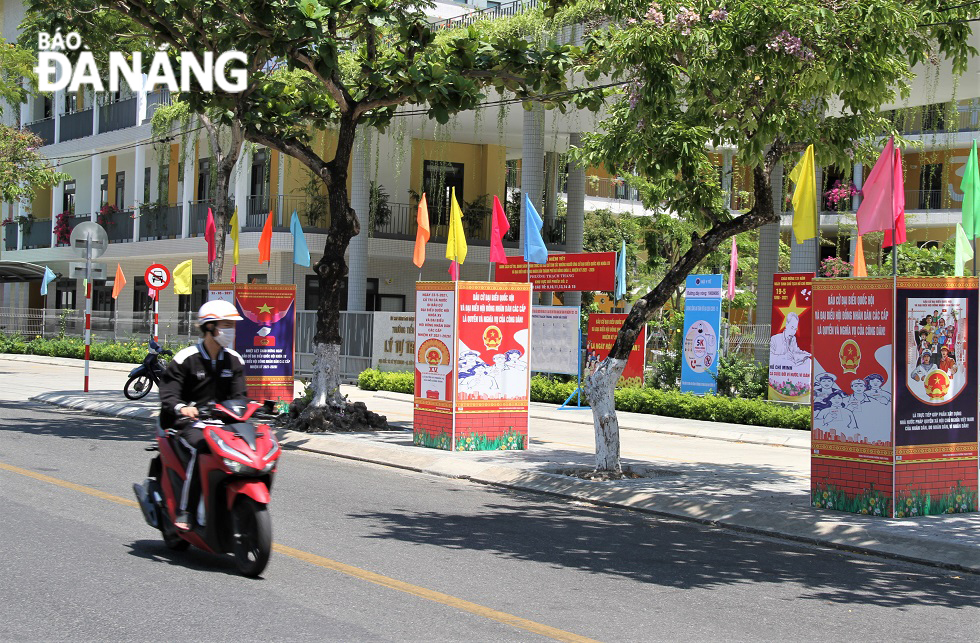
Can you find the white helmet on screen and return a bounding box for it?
[197,300,243,327]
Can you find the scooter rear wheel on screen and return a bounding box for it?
[124,374,153,400]
[231,497,271,577]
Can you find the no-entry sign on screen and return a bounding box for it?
[145,263,171,291]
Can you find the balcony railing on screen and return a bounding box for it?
[243,194,309,229]
[370,201,525,247]
[25,118,54,146]
[431,0,537,30]
[60,109,94,142]
[55,214,92,247]
[22,219,52,249]
[98,97,138,133]
[189,199,234,236]
[137,203,182,240]
[144,89,172,124]
[98,209,134,243]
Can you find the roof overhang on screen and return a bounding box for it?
[0,261,56,283]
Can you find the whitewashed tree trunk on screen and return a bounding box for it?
[310,341,343,406]
[584,357,627,473]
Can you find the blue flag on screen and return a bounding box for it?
[290,210,310,267]
[40,266,57,296]
[523,193,548,264]
[615,239,626,301]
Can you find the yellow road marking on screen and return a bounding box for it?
[0,460,601,643]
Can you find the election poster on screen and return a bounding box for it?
[680,274,723,395]
[585,313,645,387]
[893,277,978,516]
[234,283,296,403]
[495,252,616,292]
[531,306,580,376]
[767,273,814,404]
[810,278,894,516]
[372,312,416,372]
[413,283,457,450]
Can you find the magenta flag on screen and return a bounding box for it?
[489,195,510,264]
[449,260,460,280]
[727,237,738,301]
[856,137,902,237]
[205,208,217,263]
[883,146,907,248]
[230,264,238,282]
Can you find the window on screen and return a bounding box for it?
[62,181,76,214]
[376,294,406,312]
[55,279,77,310]
[133,277,151,333]
[143,167,151,204]
[115,171,126,209]
[422,160,464,225]
[64,92,77,114]
[92,281,116,330]
[100,174,109,207]
[43,95,52,119]
[305,275,319,311]
[923,105,945,132]
[249,150,268,218]
[197,158,211,201]
[919,164,942,210]
[246,274,268,284]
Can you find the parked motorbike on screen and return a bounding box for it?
[124,340,173,400]
[133,399,281,577]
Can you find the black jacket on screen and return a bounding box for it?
[159,343,248,428]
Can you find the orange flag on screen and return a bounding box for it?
[111,263,126,299]
[853,235,867,277]
[413,194,430,269]
[259,210,273,264]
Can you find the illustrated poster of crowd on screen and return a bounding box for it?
[903,298,967,404]
[456,331,529,400]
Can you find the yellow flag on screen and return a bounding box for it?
[789,144,817,243]
[173,259,193,295]
[445,187,468,265]
[229,207,240,265]
[853,235,867,277]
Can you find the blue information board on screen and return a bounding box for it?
[681,274,723,395]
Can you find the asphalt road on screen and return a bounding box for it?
[1,397,979,642]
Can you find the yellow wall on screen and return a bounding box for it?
[107,156,117,207]
[33,188,52,221]
[904,147,967,210]
[168,144,179,203]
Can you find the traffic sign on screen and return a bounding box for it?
[69,221,109,260]
[145,263,171,291]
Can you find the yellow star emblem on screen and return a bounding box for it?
[258,303,273,313]
[775,293,807,331]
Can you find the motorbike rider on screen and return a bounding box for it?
[159,300,247,531]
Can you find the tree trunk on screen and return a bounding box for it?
[210,168,232,282]
[585,160,780,472]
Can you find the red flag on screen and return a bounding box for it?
[726,237,738,301]
[230,265,237,282]
[449,260,459,280]
[259,210,273,264]
[489,195,510,264]
[882,146,907,248]
[205,208,217,263]
[413,194,430,269]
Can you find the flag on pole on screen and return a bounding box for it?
[446,187,468,266]
[853,236,868,277]
[727,237,738,300]
[40,266,57,296]
[290,210,310,267]
[614,239,627,301]
[230,265,238,283]
[413,193,430,268]
[229,206,240,267]
[111,263,126,299]
[523,193,548,264]
[882,144,906,248]
[856,137,903,237]
[258,210,273,264]
[788,144,817,243]
[489,195,510,264]
[449,261,460,280]
[955,223,974,276]
[961,140,980,239]
[148,287,157,301]
[173,259,192,295]
[205,208,217,263]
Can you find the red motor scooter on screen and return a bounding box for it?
[133,400,281,577]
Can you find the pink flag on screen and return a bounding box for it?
[489,195,510,264]
[856,137,900,237]
[449,261,460,280]
[148,287,157,301]
[727,237,738,301]
[230,264,238,282]
[205,208,217,263]
[883,146,907,248]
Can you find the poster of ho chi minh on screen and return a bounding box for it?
[767,272,814,403]
[810,278,894,517]
[893,277,978,517]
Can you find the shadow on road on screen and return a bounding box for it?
[350,489,980,610]
[124,540,250,578]
[0,401,153,442]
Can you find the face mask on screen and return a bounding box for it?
[214,327,235,349]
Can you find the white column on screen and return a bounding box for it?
[180,141,194,238]
[19,91,30,128]
[563,132,586,309]
[90,153,101,218]
[136,82,148,124]
[755,162,783,362]
[16,183,26,250]
[133,144,145,241]
[347,129,370,311]
[51,179,64,246]
[519,103,544,249]
[92,91,100,135]
[53,89,63,144]
[234,145,251,221]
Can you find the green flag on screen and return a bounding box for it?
[955,223,974,276]
[961,140,980,238]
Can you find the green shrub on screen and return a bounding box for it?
[0,332,189,364]
[358,369,811,431]
[713,354,769,399]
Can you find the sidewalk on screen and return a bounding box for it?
[15,354,980,574]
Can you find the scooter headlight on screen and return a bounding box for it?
[262,460,276,473]
[223,458,246,473]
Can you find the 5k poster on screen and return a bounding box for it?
[681,274,723,395]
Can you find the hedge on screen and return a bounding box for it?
[0,332,189,364]
[358,369,811,431]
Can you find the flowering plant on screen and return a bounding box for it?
[819,256,852,277]
[54,210,73,245]
[97,204,120,227]
[823,180,858,212]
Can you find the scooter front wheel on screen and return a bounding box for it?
[231,497,271,577]
[160,512,190,551]
[124,374,153,400]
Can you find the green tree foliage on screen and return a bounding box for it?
[0,125,69,205]
[0,38,36,115]
[569,0,977,472]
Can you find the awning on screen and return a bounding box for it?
[0,261,57,283]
